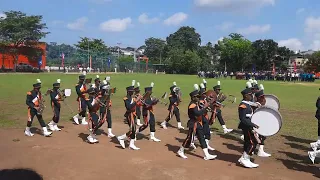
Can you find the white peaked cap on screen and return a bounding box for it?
[132,80,136,86]
[259,84,264,90]
[91,84,96,88]
[36,79,41,83]
[96,75,99,78]
[200,83,205,89]
[194,84,199,90]
[253,80,258,85]
[173,82,177,86]
[217,81,220,85]
[137,82,140,87]
[248,79,253,83]
[246,82,252,88]
[105,76,110,81]
[151,82,154,87]
[57,79,61,83]
[82,71,87,76]
[102,80,107,85]
[202,79,207,83]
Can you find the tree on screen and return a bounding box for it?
[166,26,201,52]
[165,48,201,74]
[215,33,253,72]
[74,37,110,68]
[197,42,215,71]
[144,37,166,63]
[0,11,49,71]
[304,51,320,72]
[251,39,279,70]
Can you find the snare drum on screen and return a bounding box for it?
[264,94,280,110]
[251,106,282,137]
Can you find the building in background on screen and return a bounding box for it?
[0,42,46,70]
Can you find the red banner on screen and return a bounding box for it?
[272,63,275,75]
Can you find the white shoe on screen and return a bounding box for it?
[107,128,115,138]
[136,119,143,126]
[240,135,244,141]
[223,128,233,134]
[87,135,96,143]
[150,132,161,142]
[73,115,79,125]
[117,134,126,149]
[308,151,316,164]
[177,122,184,130]
[43,131,52,137]
[161,121,167,129]
[24,129,34,137]
[117,137,126,149]
[238,152,258,168]
[48,123,56,131]
[42,127,52,137]
[205,139,215,151]
[310,142,320,151]
[257,145,271,157]
[177,147,188,159]
[129,139,140,150]
[81,118,88,125]
[203,148,217,160]
[190,143,197,150]
[54,125,61,131]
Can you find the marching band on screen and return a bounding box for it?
[25,73,286,169]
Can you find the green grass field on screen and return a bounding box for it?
[0,73,319,140]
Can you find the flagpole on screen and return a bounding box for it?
[224,61,226,72]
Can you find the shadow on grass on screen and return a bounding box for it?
[281,135,313,144]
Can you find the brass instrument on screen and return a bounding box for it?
[37,90,49,115]
[173,87,182,105]
[216,92,236,106]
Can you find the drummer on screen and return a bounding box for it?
[237,87,260,168]
[254,86,271,157]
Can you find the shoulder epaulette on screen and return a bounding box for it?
[239,104,246,109]
[27,91,32,95]
[123,97,128,101]
[188,103,196,109]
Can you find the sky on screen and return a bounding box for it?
[1,0,320,51]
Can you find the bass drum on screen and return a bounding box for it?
[251,106,282,137]
[264,94,280,110]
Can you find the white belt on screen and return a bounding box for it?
[246,114,252,118]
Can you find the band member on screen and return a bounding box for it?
[73,73,88,125]
[134,82,143,126]
[161,82,184,130]
[47,79,64,131]
[117,81,141,150]
[238,88,260,168]
[105,76,111,85]
[25,79,52,137]
[99,80,115,138]
[212,81,233,134]
[199,83,215,151]
[310,88,320,151]
[177,84,217,160]
[85,87,101,143]
[137,82,161,142]
[253,84,271,157]
[94,75,101,94]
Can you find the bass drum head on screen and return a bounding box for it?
[251,106,282,137]
[264,94,280,110]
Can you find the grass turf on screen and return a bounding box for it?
[0,73,319,140]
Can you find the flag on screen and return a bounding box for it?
[294,61,297,72]
[38,56,42,67]
[272,63,275,75]
[107,57,111,68]
[61,53,65,68]
[252,64,256,73]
